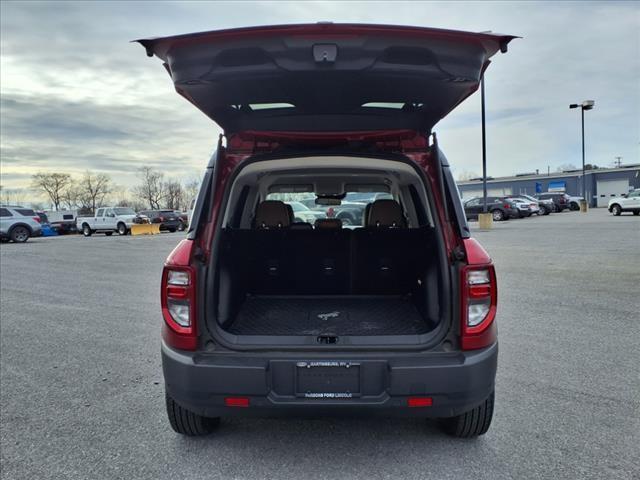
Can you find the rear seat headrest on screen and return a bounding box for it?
[315,218,343,230]
[366,199,406,228]
[254,200,293,229]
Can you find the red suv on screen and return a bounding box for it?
[139,23,514,437]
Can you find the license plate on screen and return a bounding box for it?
[296,362,360,398]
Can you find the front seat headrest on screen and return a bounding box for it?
[314,218,343,230]
[254,200,292,229]
[366,199,406,228]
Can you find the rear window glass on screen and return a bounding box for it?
[0,208,12,217]
[266,191,393,228]
[16,209,36,216]
[113,208,135,215]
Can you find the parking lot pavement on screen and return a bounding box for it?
[1,210,639,480]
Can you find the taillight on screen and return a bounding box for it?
[327,207,335,218]
[33,217,41,223]
[159,216,165,222]
[161,239,197,350]
[461,239,498,351]
[503,204,510,209]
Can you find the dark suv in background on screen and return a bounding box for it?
[138,23,514,438]
[463,197,519,221]
[535,192,571,212]
[139,210,184,232]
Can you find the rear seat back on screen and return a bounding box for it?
[224,200,429,296]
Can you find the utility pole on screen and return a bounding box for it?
[614,156,622,168]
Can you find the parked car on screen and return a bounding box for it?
[76,207,137,236]
[44,209,77,234]
[608,189,640,216]
[534,192,571,212]
[508,198,534,217]
[140,23,511,438]
[506,194,550,215]
[0,205,42,243]
[568,196,583,211]
[285,201,325,224]
[463,196,519,221]
[326,201,368,226]
[139,210,183,232]
[173,211,189,231]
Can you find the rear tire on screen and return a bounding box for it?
[633,210,639,216]
[611,204,622,216]
[491,209,504,221]
[177,222,186,231]
[10,225,30,243]
[165,393,219,436]
[441,391,494,438]
[168,228,177,233]
[117,222,127,235]
[82,224,92,237]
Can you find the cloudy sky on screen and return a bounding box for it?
[1,1,639,189]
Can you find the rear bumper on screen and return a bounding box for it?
[162,342,497,418]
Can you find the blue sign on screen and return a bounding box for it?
[535,182,542,193]
[548,181,566,192]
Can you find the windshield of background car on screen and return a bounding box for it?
[114,208,135,215]
[266,191,393,228]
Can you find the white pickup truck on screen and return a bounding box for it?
[77,207,137,236]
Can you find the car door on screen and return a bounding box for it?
[464,198,481,218]
[621,190,640,209]
[0,207,14,234]
[103,208,116,229]
[95,208,104,229]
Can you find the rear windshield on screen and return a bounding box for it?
[16,208,36,216]
[266,191,393,228]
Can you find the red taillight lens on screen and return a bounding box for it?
[225,397,250,408]
[461,239,498,351]
[33,217,41,223]
[407,397,433,408]
[503,204,510,209]
[327,207,335,217]
[161,240,197,350]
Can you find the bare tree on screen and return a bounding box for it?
[183,178,201,204]
[31,172,72,210]
[133,167,166,209]
[165,180,185,211]
[457,170,481,182]
[556,163,578,172]
[0,186,29,206]
[78,171,111,213]
[61,183,81,210]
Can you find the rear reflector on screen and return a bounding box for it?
[407,397,433,408]
[225,397,250,408]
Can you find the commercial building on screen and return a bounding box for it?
[457,164,640,207]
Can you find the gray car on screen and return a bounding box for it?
[0,205,43,243]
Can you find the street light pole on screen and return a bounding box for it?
[481,77,487,213]
[581,106,585,199]
[569,100,594,209]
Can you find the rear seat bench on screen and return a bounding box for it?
[220,200,433,296]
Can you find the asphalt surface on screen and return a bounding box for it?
[1,208,639,480]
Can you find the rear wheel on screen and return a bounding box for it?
[491,209,504,221]
[168,228,177,233]
[633,210,639,216]
[441,391,494,438]
[177,222,186,231]
[165,393,220,436]
[611,204,622,216]
[117,222,127,235]
[10,226,30,243]
[82,224,92,237]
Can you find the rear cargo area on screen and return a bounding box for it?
[228,295,430,336]
[215,226,443,339]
